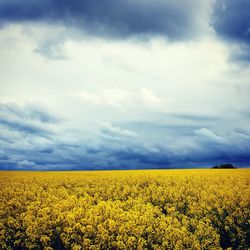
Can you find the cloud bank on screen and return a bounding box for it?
[0,103,249,170]
[0,0,211,40]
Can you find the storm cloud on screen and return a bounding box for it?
[212,0,250,61]
[0,0,210,40]
[0,1,249,170]
[212,0,250,44]
[0,103,250,170]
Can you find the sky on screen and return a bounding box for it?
[0,0,250,170]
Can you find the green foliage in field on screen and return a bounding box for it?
[0,170,249,250]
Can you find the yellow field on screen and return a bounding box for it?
[0,169,249,250]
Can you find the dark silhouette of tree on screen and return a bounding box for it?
[212,164,237,169]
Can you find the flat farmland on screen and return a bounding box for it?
[0,169,249,250]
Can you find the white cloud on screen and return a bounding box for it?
[194,128,228,144]
[72,87,132,108]
[71,86,173,114]
[141,88,164,107]
[101,122,137,138]
[17,160,36,168]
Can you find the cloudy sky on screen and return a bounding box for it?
[0,0,250,170]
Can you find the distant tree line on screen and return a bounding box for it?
[212,163,237,169]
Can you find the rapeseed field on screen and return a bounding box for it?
[0,169,249,250]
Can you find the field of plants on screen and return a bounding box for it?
[0,169,249,250]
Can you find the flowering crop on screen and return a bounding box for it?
[0,169,249,249]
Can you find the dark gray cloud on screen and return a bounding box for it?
[170,113,219,121]
[0,0,208,40]
[212,0,250,61]
[0,103,58,123]
[1,104,250,170]
[212,0,250,43]
[1,0,250,62]
[229,45,250,62]
[0,103,59,136]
